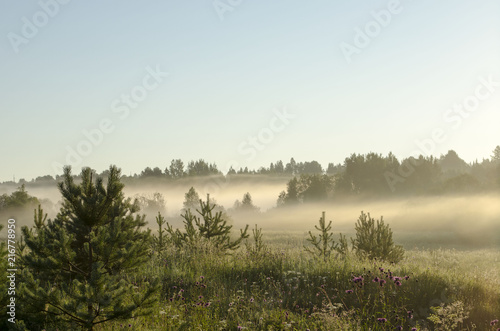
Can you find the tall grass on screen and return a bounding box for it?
[95,232,500,330]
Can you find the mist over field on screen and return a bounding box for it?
[3,177,499,250]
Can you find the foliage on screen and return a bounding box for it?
[439,150,470,176]
[140,167,163,178]
[186,159,220,176]
[276,190,286,207]
[285,177,299,205]
[245,224,266,254]
[337,267,416,330]
[18,166,158,330]
[33,204,47,230]
[427,301,470,331]
[134,192,166,222]
[7,212,500,330]
[351,211,404,263]
[233,192,260,212]
[168,159,185,179]
[109,241,499,330]
[297,174,334,202]
[0,184,39,211]
[304,212,348,261]
[441,173,480,193]
[166,194,249,253]
[279,174,334,206]
[182,186,200,212]
[152,212,168,256]
[492,145,500,162]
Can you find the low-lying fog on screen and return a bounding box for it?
[3,179,500,249]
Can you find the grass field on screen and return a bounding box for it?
[94,231,500,331]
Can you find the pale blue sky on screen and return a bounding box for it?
[1,0,499,181]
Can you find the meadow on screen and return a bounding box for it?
[3,175,499,330]
[93,229,500,331]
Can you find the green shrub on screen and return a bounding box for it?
[351,211,404,263]
[166,194,249,253]
[427,301,470,331]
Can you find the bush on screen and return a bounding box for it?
[166,194,249,253]
[351,211,404,263]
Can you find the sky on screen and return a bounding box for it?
[0,0,499,182]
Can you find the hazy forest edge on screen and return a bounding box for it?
[3,147,500,198]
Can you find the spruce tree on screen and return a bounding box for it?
[18,166,158,330]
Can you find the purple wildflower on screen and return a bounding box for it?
[377,318,387,323]
[345,290,353,294]
[491,319,499,326]
[352,276,364,283]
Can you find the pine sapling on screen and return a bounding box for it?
[246,224,266,254]
[304,211,347,262]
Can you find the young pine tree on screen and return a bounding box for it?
[167,194,249,253]
[152,212,168,256]
[351,211,404,263]
[304,212,348,262]
[18,166,158,330]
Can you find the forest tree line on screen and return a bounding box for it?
[3,147,500,201]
